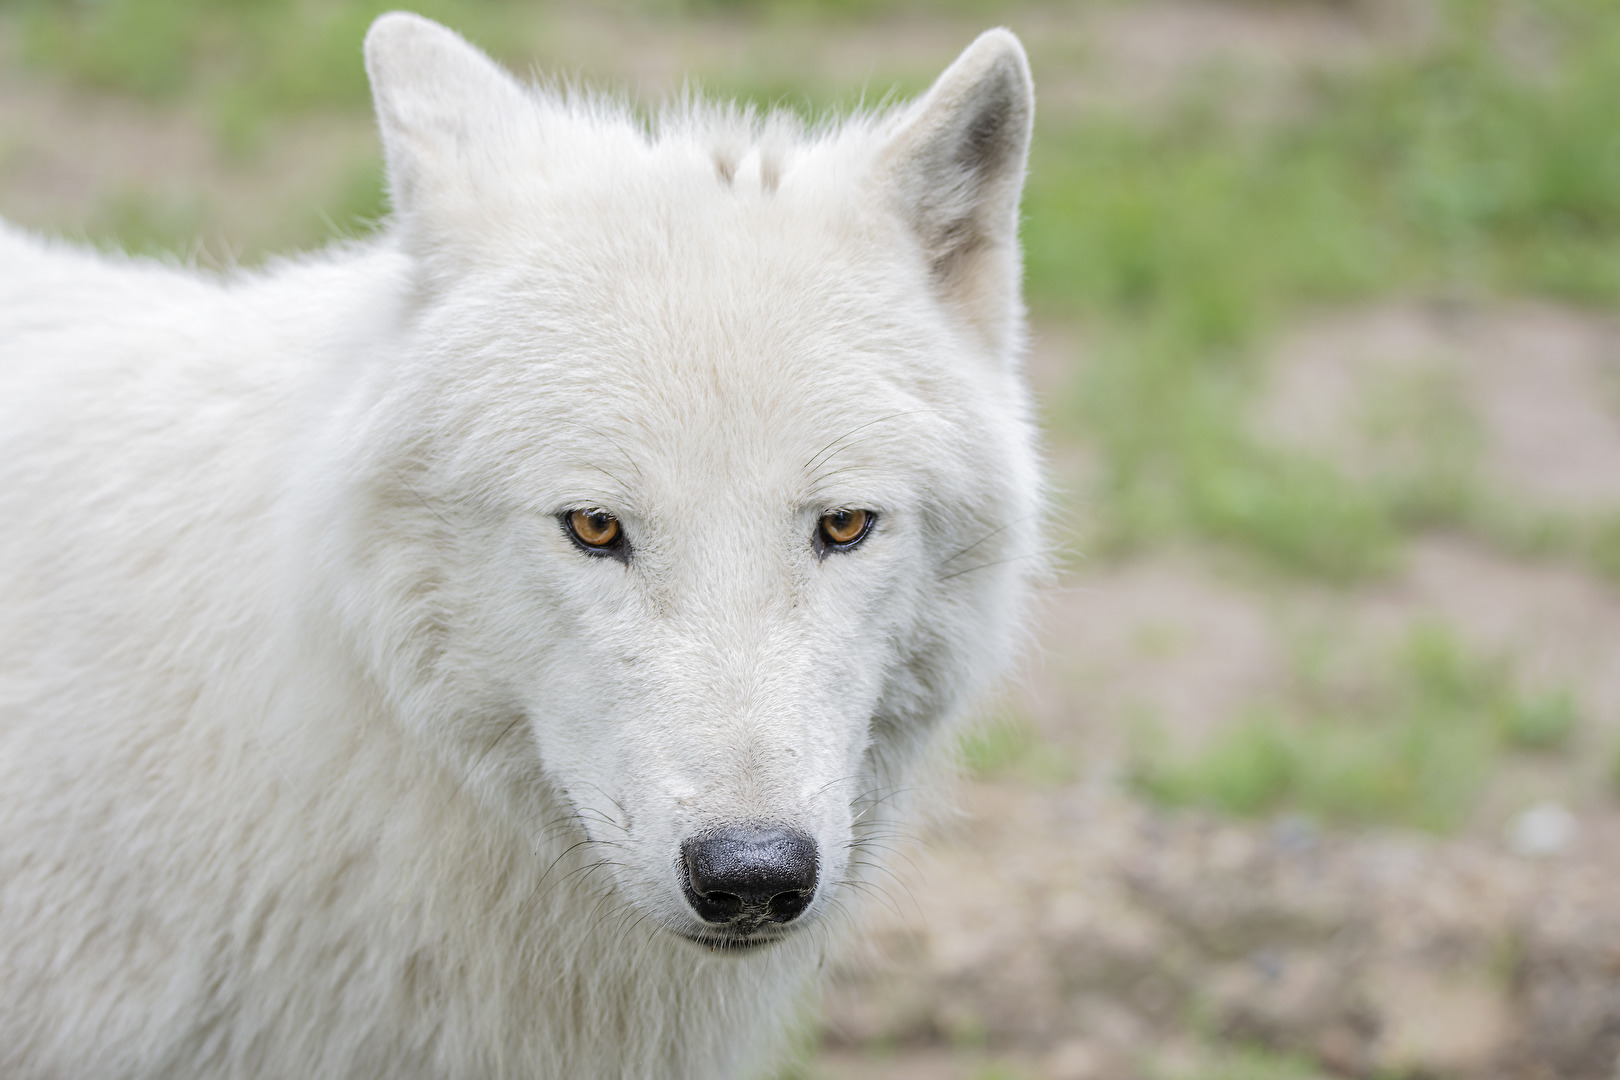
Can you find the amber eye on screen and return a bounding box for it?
[565,509,621,549]
[818,509,873,551]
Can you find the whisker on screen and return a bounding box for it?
[936,549,1051,583]
[942,511,1043,565]
[803,410,931,474]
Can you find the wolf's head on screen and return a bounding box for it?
[327,12,1041,953]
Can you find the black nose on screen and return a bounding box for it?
[680,826,818,926]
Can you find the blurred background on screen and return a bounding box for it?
[4,0,1620,1076]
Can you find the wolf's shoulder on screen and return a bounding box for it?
[0,221,222,341]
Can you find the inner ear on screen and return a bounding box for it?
[914,65,1029,275]
[876,30,1034,352]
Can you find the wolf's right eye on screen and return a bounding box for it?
[563,509,624,557]
[817,509,874,553]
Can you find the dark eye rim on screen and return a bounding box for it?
[560,509,630,563]
[816,508,877,556]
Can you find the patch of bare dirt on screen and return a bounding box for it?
[1261,301,1620,509]
[1058,0,1434,113]
[531,1,1428,119]
[824,779,1620,1079]
[1366,537,1620,742]
[1021,524,1620,763]
[0,76,214,229]
[1021,556,1286,755]
[0,29,378,260]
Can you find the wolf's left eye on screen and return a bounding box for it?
[563,509,626,558]
[817,509,874,552]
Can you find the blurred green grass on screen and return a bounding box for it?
[1150,1043,1318,1080]
[958,711,1074,784]
[10,0,1020,115]
[1034,0,1620,579]
[1131,622,1581,831]
[16,0,528,107]
[13,0,1620,586]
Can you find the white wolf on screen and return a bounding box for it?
[0,13,1040,1078]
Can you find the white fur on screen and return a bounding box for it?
[0,14,1041,1078]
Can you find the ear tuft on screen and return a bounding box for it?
[364,12,531,224]
[878,29,1034,353]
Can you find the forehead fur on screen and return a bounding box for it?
[359,14,1037,526]
[419,89,920,296]
[575,91,874,196]
[399,107,1002,482]
[411,234,1007,520]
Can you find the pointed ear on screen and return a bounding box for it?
[364,12,533,238]
[876,30,1034,355]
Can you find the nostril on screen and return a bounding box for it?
[766,888,811,923]
[695,889,743,921]
[680,825,818,926]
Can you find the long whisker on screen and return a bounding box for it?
[935,548,1051,583]
[942,511,1043,565]
[802,410,930,474]
[391,469,455,530]
[523,838,607,913]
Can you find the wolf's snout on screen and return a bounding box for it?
[680,827,818,926]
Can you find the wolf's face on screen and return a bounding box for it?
[336,15,1039,951]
